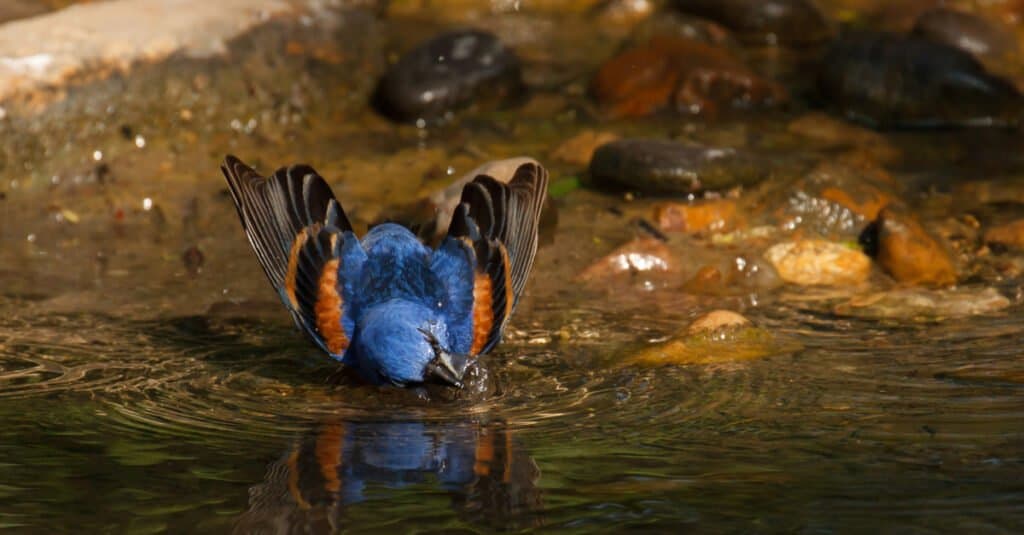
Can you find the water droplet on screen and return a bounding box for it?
[134,135,146,149]
[142,198,153,211]
[92,150,103,161]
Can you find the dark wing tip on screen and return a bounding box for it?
[444,161,550,355]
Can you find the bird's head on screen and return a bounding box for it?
[352,302,470,388]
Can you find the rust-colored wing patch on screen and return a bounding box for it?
[314,258,348,355]
[315,422,345,493]
[470,272,494,356]
[284,228,313,309]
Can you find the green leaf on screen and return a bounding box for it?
[548,176,580,199]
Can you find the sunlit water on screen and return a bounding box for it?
[1,3,1024,533]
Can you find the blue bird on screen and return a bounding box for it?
[221,155,548,387]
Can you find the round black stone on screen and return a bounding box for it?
[372,29,524,122]
[818,32,1023,128]
[589,138,763,195]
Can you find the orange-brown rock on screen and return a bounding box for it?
[984,219,1024,249]
[654,198,738,234]
[551,130,620,166]
[590,36,787,118]
[683,265,725,294]
[873,207,958,286]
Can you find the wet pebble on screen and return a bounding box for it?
[654,198,738,234]
[686,309,749,335]
[863,207,958,287]
[834,287,1010,320]
[589,138,763,195]
[590,36,786,119]
[372,30,524,122]
[627,312,794,366]
[912,8,1018,61]
[671,0,831,45]
[763,239,871,287]
[818,32,1023,128]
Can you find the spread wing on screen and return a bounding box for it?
[432,162,549,356]
[221,155,363,357]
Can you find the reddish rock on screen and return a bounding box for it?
[577,237,675,281]
[590,36,787,119]
[682,265,726,294]
[872,207,958,286]
[654,198,738,234]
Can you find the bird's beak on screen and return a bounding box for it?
[424,351,469,388]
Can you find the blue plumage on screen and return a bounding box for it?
[221,156,548,388]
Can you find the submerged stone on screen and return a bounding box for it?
[764,239,871,287]
[372,30,524,122]
[627,313,795,366]
[589,138,763,195]
[834,287,1010,320]
[671,0,832,45]
[818,32,1023,128]
[590,36,787,119]
[686,309,750,334]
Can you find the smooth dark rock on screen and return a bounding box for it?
[818,32,1023,128]
[372,30,524,122]
[589,138,763,195]
[671,0,831,45]
[912,8,1017,60]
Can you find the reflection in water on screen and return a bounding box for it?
[235,419,542,533]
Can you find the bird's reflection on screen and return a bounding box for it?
[235,418,542,533]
